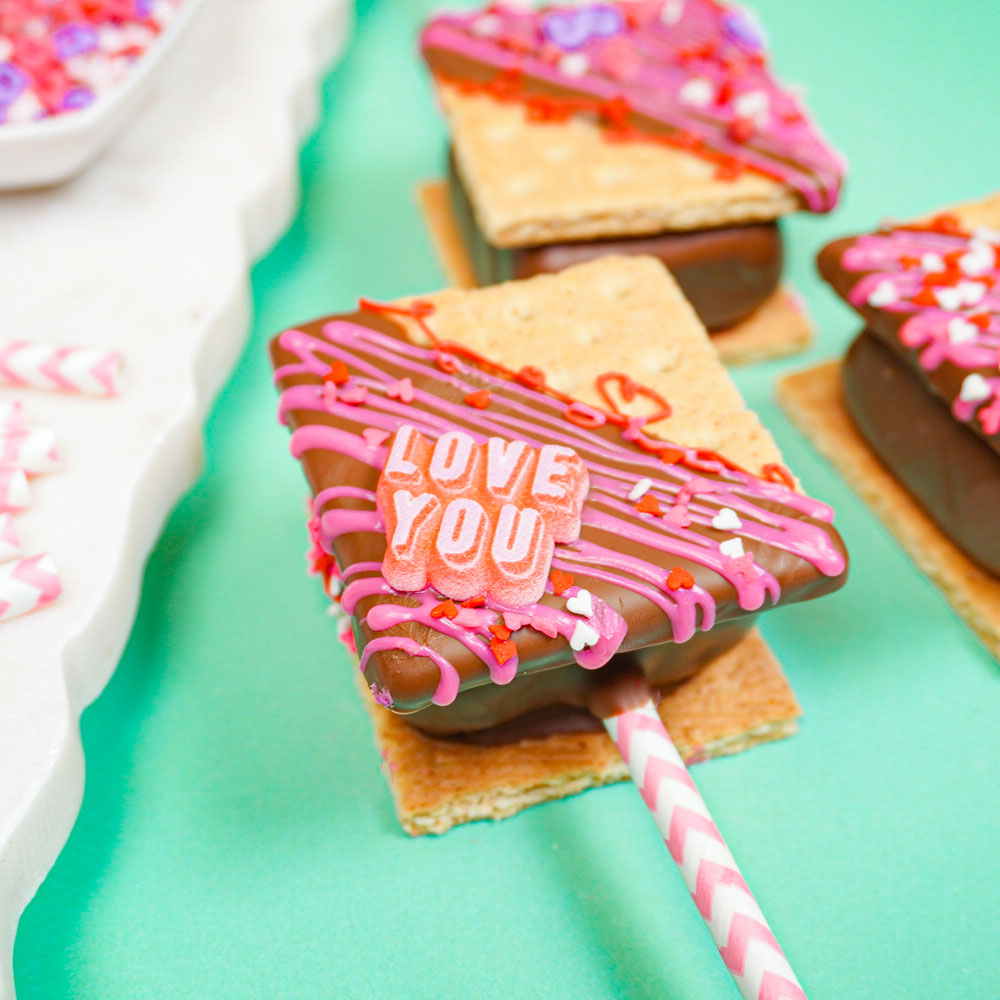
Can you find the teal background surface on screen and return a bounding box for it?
[14,0,1000,996]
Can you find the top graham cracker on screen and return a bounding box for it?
[440,85,799,247]
[389,254,786,472]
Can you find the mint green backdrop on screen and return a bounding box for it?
[15,1,1000,996]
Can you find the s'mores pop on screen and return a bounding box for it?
[271,258,847,998]
[779,193,1000,659]
[417,0,845,362]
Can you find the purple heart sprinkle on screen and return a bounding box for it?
[0,63,27,108]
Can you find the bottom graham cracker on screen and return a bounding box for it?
[357,628,799,836]
[777,360,1000,661]
[416,178,813,366]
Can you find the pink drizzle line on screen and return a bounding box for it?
[276,320,844,706]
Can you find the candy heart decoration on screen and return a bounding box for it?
[959,373,991,403]
[867,280,898,307]
[543,4,624,50]
[719,537,745,559]
[565,588,593,618]
[569,620,600,651]
[711,507,742,531]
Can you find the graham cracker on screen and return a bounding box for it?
[438,84,799,248]
[416,177,812,365]
[776,360,1000,661]
[361,628,798,836]
[347,255,807,834]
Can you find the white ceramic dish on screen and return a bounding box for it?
[0,0,351,995]
[0,0,206,190]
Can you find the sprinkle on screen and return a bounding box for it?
[569,621,600,651]
[490,637,517,665]
[933,287,962,311]
[959,373,992,403]
[321,382,338,409]
[719,537,745,559]
[867,280,898,307]
[324,360,350,384]
[362,428,390,448]
[730,553,760,582]
[979,396,1000,435]
[659,447,685,464]
[464,389,491,409]
[430,599,458,620]
[454,609,482,627]
[972,226,1000,244]
[627,477,653,502]
[565,588,593,618]
[634,493,662,516]
[503,612,532,631]
[370,683,394,708]
[660,0,684,25]
[338,384,368,405]
[550,569,575,595]
[663,503,691,528]
[959,245,995,276]
[386,377,414,402]
[530,615,559,638]
[732,89,769,123]
[920,252,945,273]
[558,52,590,77]
[489,621,512,641]
[517,366,546,390]
[666,566,695,590]
[678,76,713,107]
[460,595,486,608]
[471,13,501,36]
[947,318,978,344]
[712,507,743,531]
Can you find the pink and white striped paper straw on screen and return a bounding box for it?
[0,467,30,513]
[0,513,20,564]
[0,553,61,623]
[0,425,60,474]
[0,340,122,396]
[604,701,805,1000]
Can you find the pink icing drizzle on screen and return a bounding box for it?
[275,319,844,707]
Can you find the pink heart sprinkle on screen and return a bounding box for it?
[387,377,415,402]
[530,616,559,638]
[322,383,338,408]
[503,612,532,631]
[339,385,368,405]
[663,503,691,527]
[454,608,483,627]
[362,428,390,448]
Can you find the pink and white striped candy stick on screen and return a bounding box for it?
[0,513,20,563]
[0,340,122,396]
[0,553,61,623]
[0,425,60,474]
[0,467,30,513]
[0,400,28,433]
[604,702,806,1000]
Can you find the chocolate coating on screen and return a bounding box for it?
[843,330,1000,576]
[448,154,784,331]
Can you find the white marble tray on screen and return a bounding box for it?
[0,0,351,995]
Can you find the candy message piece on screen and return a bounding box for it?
[376,424,589,607]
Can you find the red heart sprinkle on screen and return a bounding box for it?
[667,566,695,591]
[490,638,517,665]
[635,493,662,516]
[430,600,458,620]
[460,596,486,608]
[465,389,491,409]
[489,621,512,642]
[659,447,685,464]
[550,570,575,595]
[517,366,546,390]
[324,360,350,385]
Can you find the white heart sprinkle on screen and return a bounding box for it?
[934,287,963,311]
[920,252,945,273]
[958,281,986,306]
[719,537,745,559]
[959,373,991,403]
[712,507,743,531]
[948,318,978,344]
[471,13,501,36]
[973,226,1000,245]
[627,477,652,502]
[733,90,769,122]
[867,280,898,307]
[570,621,601,652]
[558,52,590,78]
[959,247,994,276]
[566,589,593,618]
[678,77,713,108]
[660,0,684,25]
